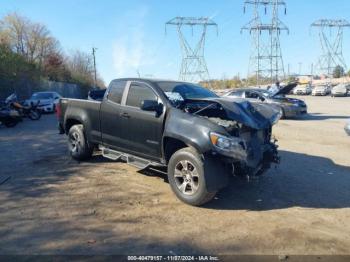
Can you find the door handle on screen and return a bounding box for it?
[120,112,130,119]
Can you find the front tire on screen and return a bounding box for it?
[167,147,216,206]
[4,119,18,128]
[68,124,93,161]
[28,109,41,120]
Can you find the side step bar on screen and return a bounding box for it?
[99,145,163,170]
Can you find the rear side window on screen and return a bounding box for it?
[107,80,127,104]
[126,83,157,108]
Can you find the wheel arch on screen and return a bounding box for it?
[163,136,190,164]
[65,118,83,134]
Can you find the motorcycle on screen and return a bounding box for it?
[0,104,21,128]
[6,94,42,120]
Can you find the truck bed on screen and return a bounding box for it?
[59,98,102,143]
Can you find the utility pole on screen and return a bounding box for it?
[298,62,302,75]
[92,47,97,89]
[165,17,218,86]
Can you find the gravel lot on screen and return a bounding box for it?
[0,96,349,255]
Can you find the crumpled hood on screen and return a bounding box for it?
[270,82,298,97]
[190,97,281,130]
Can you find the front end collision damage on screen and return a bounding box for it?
[163,97,281,186]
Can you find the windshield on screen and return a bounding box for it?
[156,82,218,104]
[31,92,54,99]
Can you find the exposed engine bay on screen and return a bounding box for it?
[179,98,280,177]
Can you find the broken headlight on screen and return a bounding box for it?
[210,132,245,152]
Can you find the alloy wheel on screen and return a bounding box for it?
[174,160,199,196]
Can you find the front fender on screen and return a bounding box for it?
[163,108,227,154]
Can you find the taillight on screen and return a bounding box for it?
[56,102,61,119]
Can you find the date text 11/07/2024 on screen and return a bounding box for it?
[127,255,220,261]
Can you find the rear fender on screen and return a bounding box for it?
[64,107,93,142]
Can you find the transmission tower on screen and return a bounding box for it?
[311,19,350,76]
[242,0,289,85]
[165,17,218,84]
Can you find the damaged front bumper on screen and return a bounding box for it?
[212,134,280,177]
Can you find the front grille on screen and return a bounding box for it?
[240,127,271,145]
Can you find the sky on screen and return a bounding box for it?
[1,0,350,84]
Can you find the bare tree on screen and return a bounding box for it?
[1,13,29,55]
[0,12,60,66]
[67,50,106,88]
[0,12,105,89]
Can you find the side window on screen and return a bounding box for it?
[246,91,259,99]
[126,83,157,108]
[107,80,127,104]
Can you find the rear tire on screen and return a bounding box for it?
[68,124,93,161]
[167,147,216,206]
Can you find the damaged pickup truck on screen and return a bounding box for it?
[57,79,281,206]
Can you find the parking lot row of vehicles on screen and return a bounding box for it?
[292,83,350,97]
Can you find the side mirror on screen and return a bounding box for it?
[140,100,161,112]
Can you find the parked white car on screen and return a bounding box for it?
[312,85,331,96]
[25,91,62,113]
[293,84,312,95]
[331,84,349,97]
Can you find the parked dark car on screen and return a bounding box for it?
[57,78,281,206]
[223,83,307,119]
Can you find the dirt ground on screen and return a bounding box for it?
[0,96,349,256]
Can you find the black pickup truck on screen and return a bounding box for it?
[57,78,281,206]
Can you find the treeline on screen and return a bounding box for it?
[0,12,105,99]
[200,75,290,90]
